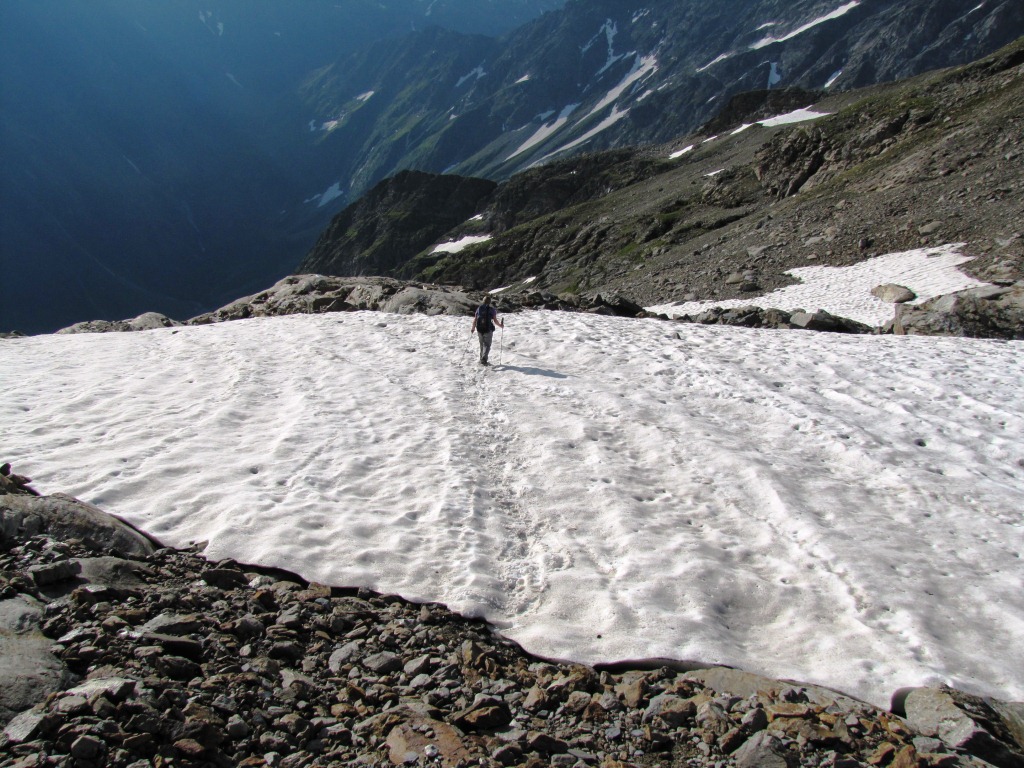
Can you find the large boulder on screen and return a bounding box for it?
[56,312,181,334]
[897,283,1024,339]
[0,596,70,725]
[0,463,39,496]
[902,687,1024,768]
[871,284,917,303]
[0,493,157,558]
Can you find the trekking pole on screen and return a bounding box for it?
[498,326,505,366]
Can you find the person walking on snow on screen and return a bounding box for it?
[471,295,503,365]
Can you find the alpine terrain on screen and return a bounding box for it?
[3,0,1022,333]
[1,4,1023,768]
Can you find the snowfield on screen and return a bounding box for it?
[2,257,1022,709]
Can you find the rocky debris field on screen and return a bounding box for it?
[3,471,1023,768]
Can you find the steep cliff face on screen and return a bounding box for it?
[298,171,497,278]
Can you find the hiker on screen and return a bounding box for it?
[471,295,503,365]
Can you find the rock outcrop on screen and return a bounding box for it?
[55,313,182,335]
[664,305,873,333]
[895,283,1024,339]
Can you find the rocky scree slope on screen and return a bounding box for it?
[3,468,1024,768]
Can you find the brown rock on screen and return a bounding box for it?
[890,745,920,768]
[868,742,898,765]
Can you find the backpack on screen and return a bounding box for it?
[476,305,494,333]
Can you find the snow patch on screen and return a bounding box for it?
[824,69,844,89]
[751,1,861,50]
[648,244,988,326]
[697,52,733,73]
[759,107,831,126]
[537,107,630,162]
[456,66,487,88]
[505,104,580,161]
[586,54,658,119]
[311,182,342,209]
[432,234,493,254]
[669,144,695,159]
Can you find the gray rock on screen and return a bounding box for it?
[696,699,733,735]
[403,654,432,677]
[683,668,870,713]
[741,706,769,732]
[898,284,1024,339]
[202,567,249,589]
[0,493,156,557]
[789,309,872,333]
[2,708,50,744]
[328,641,361,673]
[139,631,204,660]
[989,699,1024,752]
[27,558,82,585]
[733,730,793,768]
[70,734,106,760]
[0,595,69,725]
[525,730,569,755]
[66,677,136,702]
[644,694,697,727]
[451,695,512,731]
[226,714,250,738]
[381,287,477,316]
[155,655,203,681]
[363,651,402,675]
[904,687,1024,768]
[871,283,917,303]
[140,613,203,636]
[726,272,747,285]
[57,312,181,334]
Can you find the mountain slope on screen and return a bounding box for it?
[301,37,1024,318]
[301,0,1024,199]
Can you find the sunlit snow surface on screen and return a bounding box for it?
[2,254,1023,708]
